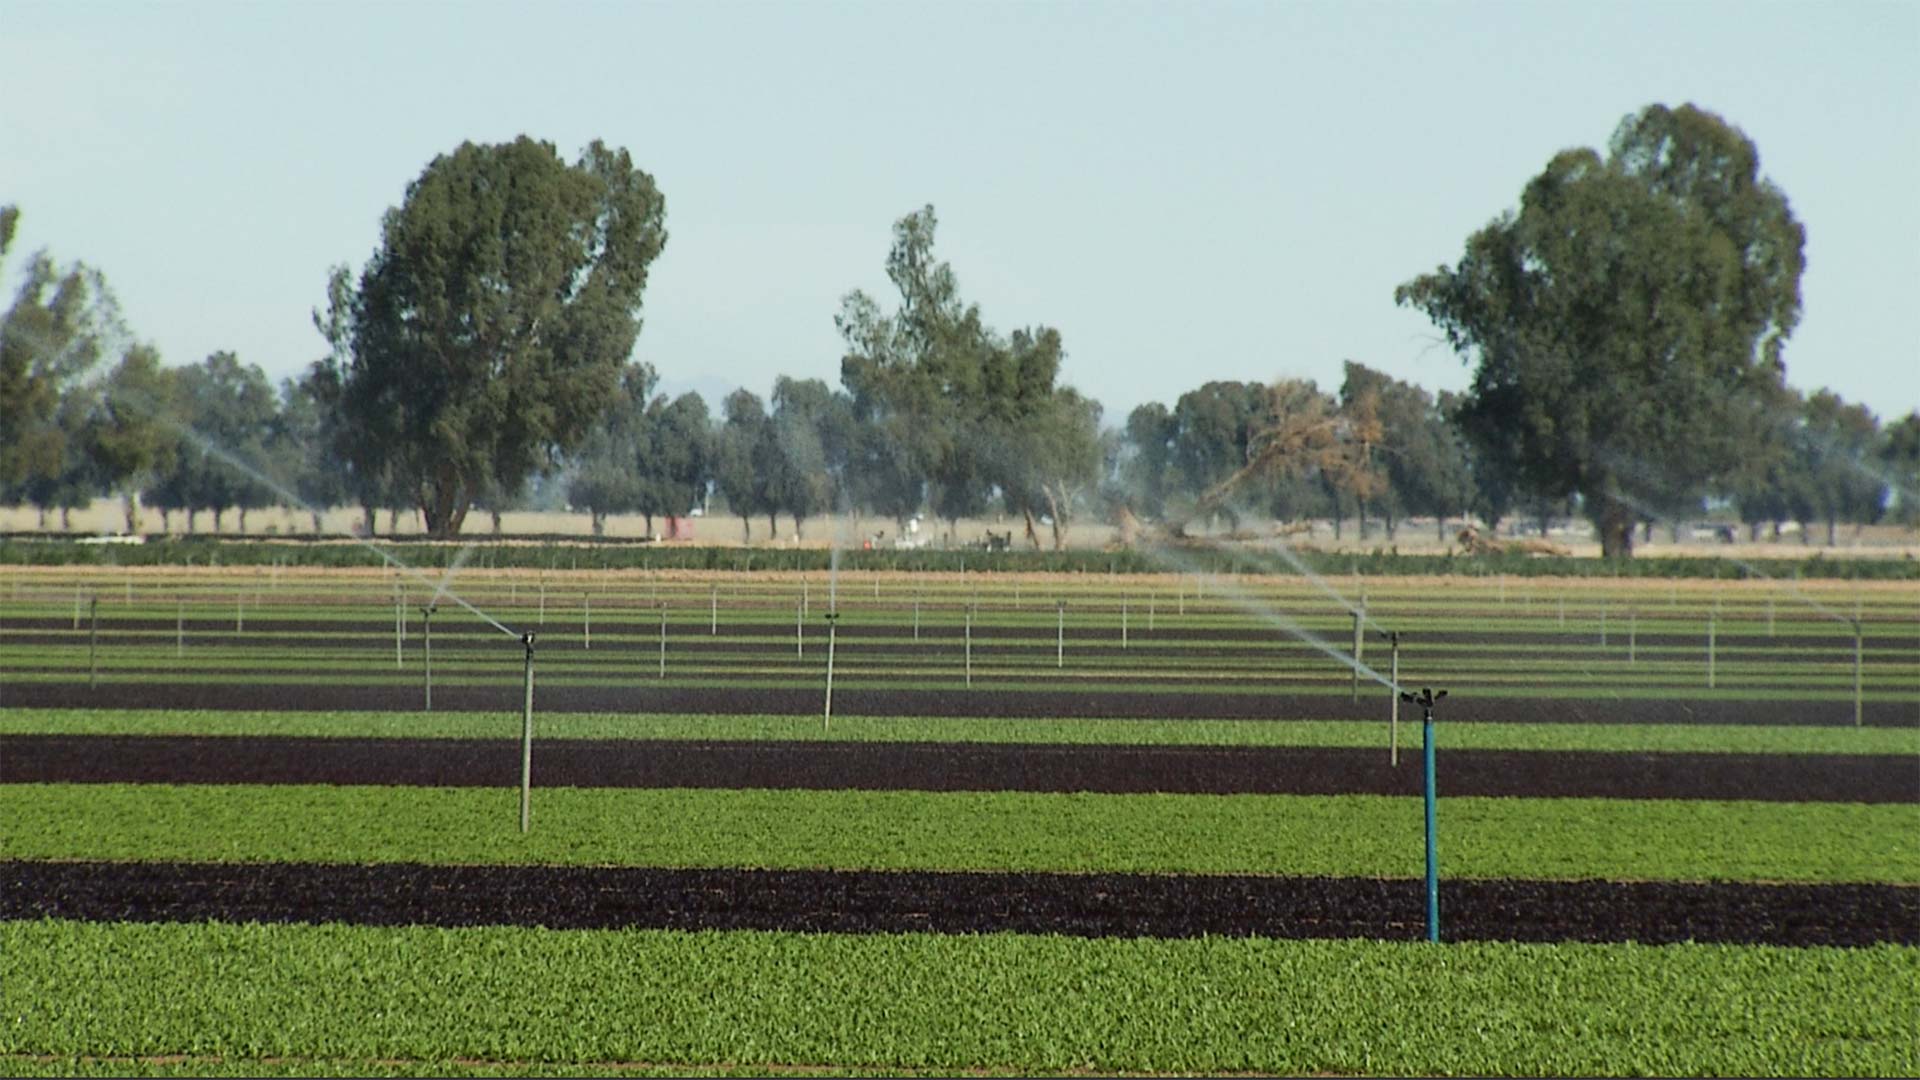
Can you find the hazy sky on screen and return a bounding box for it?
[4,0,1916,427]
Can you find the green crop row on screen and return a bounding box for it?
[5,535,1916,579]
[4,920,1915,1076]
[10,708,1916,755]
[6,785,1914,882]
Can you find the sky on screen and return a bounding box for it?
[3,0,1917,428]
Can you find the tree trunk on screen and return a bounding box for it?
[794,516,806,541]
[36,507,48,530]
[738,515,751,542]
[238,507,249,533]
[1592,497,1636,560]
[1437,515,1447,543]
[160,508,173,533]
[768,512,779,541]
[491,510,503,536]
[591,510,606,537]
[213,507,226,533]
[187,509,198,534]
[360,502,375,537]
[122,492,141,534]
[1798,519,1812,545]
[1044,487,1065,551]
[60,506,72,532]
[1826,517,1837,547]
[1358,502,1369,541]
[1749,521,1763,542]
[310,510,323,534]
[1022,507,1042,550]
[1384,505,1398,541]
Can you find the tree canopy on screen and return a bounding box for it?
[330,137,667,537]
[1395,103,1806,558]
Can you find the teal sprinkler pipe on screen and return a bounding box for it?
[1400,686,1447,942]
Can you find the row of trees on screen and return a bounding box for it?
[5,108,1918,553]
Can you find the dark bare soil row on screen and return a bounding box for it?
[6,735,1914,802]
[3,679,1910,726]
[5,860,1912,946]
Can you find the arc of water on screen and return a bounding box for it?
[1139,538,1400,692]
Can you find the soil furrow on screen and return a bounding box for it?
[5,860,1912,946]
[5,734,1915,801]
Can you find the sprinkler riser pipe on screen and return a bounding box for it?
[1854,623,1864,728]
[422,608,433,712]
[1424,709,1438,943]
[1389,639,1400,767]
[520,636,535,833]
[823,617,838,729]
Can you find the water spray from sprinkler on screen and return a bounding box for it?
[1139,538,1399,693]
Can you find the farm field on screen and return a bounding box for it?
[3,559,1918,1076]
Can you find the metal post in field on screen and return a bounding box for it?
[658,605,666,679]
[1707,610,1717,689]
[1599,603,1607,648]
[711,585,718,635]
[823,611,840,729]
[519,632,536,833]
[1351,609,1364,703]
[394,587,403,669]
[964,605,973,688]
[583,594,591,650]
[1853,618,1864,728]
[913,595,920,642]
[1387,631,1400,766]
[88,596,99,691]
[176,597,184,658]
[796,597,804,658]
[236,594,243,634]
[1056,600,1065,669]
[422,605,435,711]
[1121,599,1128,649]
[1628,610,1637,665]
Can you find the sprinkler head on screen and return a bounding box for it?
[824,611,840,623]
[1399,687,1446,708]
[521,631,536,652]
